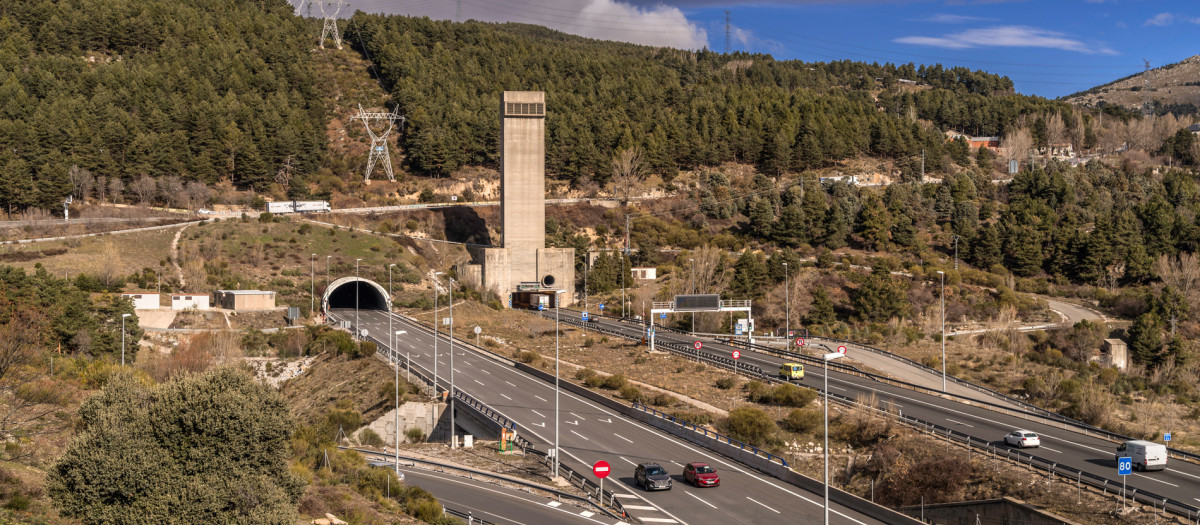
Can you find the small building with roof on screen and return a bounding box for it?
[213,290,276,311]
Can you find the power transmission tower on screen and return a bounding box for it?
[724,11,732,54]
[353,104,405,183]
[1142,59,1152,117]
[317,0,347,50]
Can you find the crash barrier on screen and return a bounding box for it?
[442,507,497,525]
[632,403,788,468]
[340,446,609,521]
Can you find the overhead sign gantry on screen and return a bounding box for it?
[648,295,753,353]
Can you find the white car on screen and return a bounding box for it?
[1004,430,1040,448]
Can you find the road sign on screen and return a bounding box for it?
[694,341,702,350]
[732,350,740,360]
[581,312,589,321]
[593,460,611,479]
[538,304,545,311]
[796,338,805,347]
[837,345,847,355]
[474,326,482,335]
[660,313,666,319]
[599,304,605,310]
[1165,432,1172,442]
[788,331,794,337]
[735,327,742,336]
[451,195,458,201]
[1117,457,1132,476]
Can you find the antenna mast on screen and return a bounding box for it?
[724,11,732,54]
[353,104,405,183]
[317,0,347,50]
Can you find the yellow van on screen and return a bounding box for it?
[779,363,805,380]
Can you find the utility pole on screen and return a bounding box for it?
[355,258,362,338]
[920,149,925,182]
[316,0,346,50]
[311,254,316,317]
[937,271,946,392]
[353,104,405,183]
[1142,59,1152,117]
[623,214,631,319]
[724,10,732,55]
[689,258,695,334]
[448,277,456,448]
[952,235,960,271]
[783,262,789,339]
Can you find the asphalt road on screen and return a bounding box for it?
[555,309,1200,513]
[331,308,885,525]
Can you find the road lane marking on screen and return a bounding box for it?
[546,501,562,508]
[619,457,637,466]
[571,412,586,420]
[454,368,462,374]
[474,379,484,385]
[500,393,511,400]
[570,430,589,441]
[614,493,637,498]
[535,395,548,402]
[746,497,780,514]
[506,381,516,387]
[1039,446,1061,453]
[683,492,717,509]
[1169,469,1200,480]
[622,505,657,510]
[638,519,678,523]
[1133,474,1178,487]
[531,410,545,418]
[829,385,846,391]
[481,369,491,374]
[945,419,974,428]
[614,433,634,443]
[579,511,594,518]
[670,461,684,467]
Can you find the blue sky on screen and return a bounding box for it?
[323,0,1200,98]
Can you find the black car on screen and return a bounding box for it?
[634,463,672,491]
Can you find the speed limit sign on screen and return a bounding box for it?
[732,350,741,360]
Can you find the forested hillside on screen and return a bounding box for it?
[348,15,1068,181]
[0,0,326,213]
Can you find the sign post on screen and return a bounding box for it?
[732,350,740,360]
[694,341,702,350]
[593,460,610,501]
[796,338,805,348]
[1117,456,1131,511]
[1165,432,1172,443]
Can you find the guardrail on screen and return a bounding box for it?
[632,403,789,468]
[442,507,497,525]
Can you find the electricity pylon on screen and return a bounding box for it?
[353,104,405,182]
[317,0,346,50]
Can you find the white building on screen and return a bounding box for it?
[171,294,210,310]
[121,293,160,310]
[632,267,657,280]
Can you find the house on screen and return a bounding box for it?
[1188,123,1200,135]
[631,267,657,280]
[171,294,210,310]
[1037,142,1075,158]
[213,290,276,311]
[120,293,160,310]
[944,130,1000,149]
[1096,339,1128,370]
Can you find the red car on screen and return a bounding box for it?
[683,462,719,487]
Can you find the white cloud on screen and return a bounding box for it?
[918,13,996,23]
[1144,12,1175,26]
[895,25,1118,54]
[341,0,708,50]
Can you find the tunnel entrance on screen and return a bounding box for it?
[322,277,391,313]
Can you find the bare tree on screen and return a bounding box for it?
[107,177,125,204]
[610,147,644,203]
[0,312,71,461]
[95,175,108,203]
[1000,127,1032,164]
[1046,113,1067,146]
[275,155,295,192]
[131,175,156,205]
[158,175,185,210]
[1155,252,1200,314]
[100,240,122,288]
[186,181,212,211]
[68,165,94,201]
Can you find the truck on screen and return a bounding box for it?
[1115,440,1168,472]
[266,200,332,214]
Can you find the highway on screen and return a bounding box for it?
[331,308,888,525]
[552,309,1200,515]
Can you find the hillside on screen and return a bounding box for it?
[1062,55,1200,115]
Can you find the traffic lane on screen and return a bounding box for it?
[391,465,614,525]
[351,310,883,525]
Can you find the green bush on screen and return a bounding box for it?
[649,392,678,407]
[575,368,597,382]
[743,380,769,402]
[618,385,643,402]
[602,374,628,390]
[770,383,818,407]
[405,427,426,443]
[359,428,385,447]
[782,408,822,434]
[715,377,738,390]
[724,407,776,447]
[668,411,714,426]
[4,495,30,511]
[585,375,606,388]
[517,350,541,364]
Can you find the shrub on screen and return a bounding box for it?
[602,374,628,390]
[770,383,818,407]
[668,411,714,426]
[583,336,596,348]
[634,356,648,365]
[618,385,643,402]
[359,428,385,447]
[405,427,426,443]
[517,350,541,364]
[782,408,821,434]
[4,495,30,511]
[715,377,737,390]
[585,375,606,388]
[724,407,776,446]
[575,368,598,382]
[743,380,769,402]
[649,392,678,407]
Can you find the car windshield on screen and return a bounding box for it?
[695,466,714,473]
[1022,433,1037,438]
[646,467,666,476]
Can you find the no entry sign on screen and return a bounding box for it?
[732,350,741,360]
[593,460,611,479]
[694,341,703,350]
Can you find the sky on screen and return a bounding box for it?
[304,0,1200,98]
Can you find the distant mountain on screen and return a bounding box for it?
[1061,55,1200,116]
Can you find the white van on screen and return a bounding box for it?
[1115,440,1168,472]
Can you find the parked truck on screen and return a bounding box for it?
[266,200,332,214]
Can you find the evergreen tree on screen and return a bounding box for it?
[728,251,768,299]
[852,268,911,322]
[806,286,836,327]
[1128,311,1164,366]
[856,194,891,251]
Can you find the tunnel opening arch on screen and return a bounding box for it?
[322,277,392,314]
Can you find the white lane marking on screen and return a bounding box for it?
[614,493,638,498]
[683,491,717,509]
[619,457,637,466]
[622,505,657,510]
[670,461,684,467]
[500,393,512,400]
[1169,469,1200,481]
[579,511,594,518]
[438,360,446,365]
[1039,446,1061,453]
[571,412,586,420]
[746,497,780,514]
[570,430,589,441]
[546,501,562,508]
[454,368,462,374]
[614,433,634,443]
[945,419,974,428]
[638,519,678,524]
[481,369,491,374]
[474,379,484,385]
[829,385,846,391]
[1133,474,1178,487]
[531,410,545,418]
[506,381,516,387]
[535,395,548,402]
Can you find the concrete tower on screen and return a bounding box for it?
[459,91,574,306]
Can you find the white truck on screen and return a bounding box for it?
[266,200,332,214]
[1116,440,1168,472]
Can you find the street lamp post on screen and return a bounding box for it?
[310,254,316,318]
[822,350,845,525]
[554,290,563,479]
[783,262,789,339]
[389,264,396,365]
[448,276,456,448]
[394,328,406,479]
[689,258,695,334]
[355,259,363,338]
[937,270,946,392]
[326,255,331,292]
[433,272,444,401]
[120,313,131,366]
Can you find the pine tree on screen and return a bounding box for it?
[806,286,836,327]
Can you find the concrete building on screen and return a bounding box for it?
[121,293,160,310]
[459,91,574,306]
[1099,338,1129,370]
[213,290,276,311]
[171,294,210,310]
[632,267,657,280]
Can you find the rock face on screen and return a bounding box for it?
[1062,55,1200,112]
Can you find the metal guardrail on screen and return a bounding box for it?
[632,402,789,468]
[442,507,497,525]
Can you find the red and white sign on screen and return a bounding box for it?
[837,345,847,355]
[796,338,805,347]
[593,460,611,479]
[694,341,703,350]
[732,350,741,360]
[788,331,794,337]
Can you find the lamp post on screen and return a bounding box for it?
[554,289,564,479]
[783,262,789,339]
[120,313,131,366]
[394,328,407,479]
[447,276,456,448]
[620,252,626,319]
[355,258,363,338]
[937,270,946,393]
[822,350,845,525]
[310,254,316,318]
[433,271,444,402]
[326,255,331,291]
[689,258,695,334]
[389,264,396,366]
